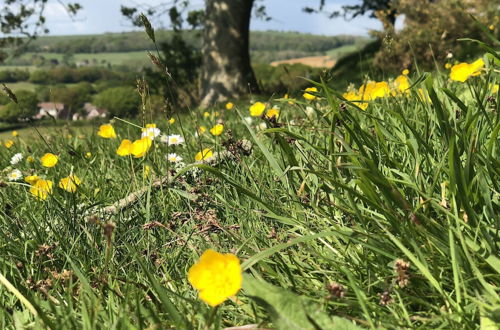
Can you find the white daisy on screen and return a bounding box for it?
[305,106,315,117]
[7,169,22,181]
[161,134,185,146]
[166,153,183,163]
[243,117,253,125]
[256,122,267,131]
[141,127,161,140]
[10,153,23,165]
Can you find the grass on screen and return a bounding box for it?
[0,50,498,329]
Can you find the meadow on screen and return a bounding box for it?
[0,47,499,330]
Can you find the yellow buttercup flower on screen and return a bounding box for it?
[26,156,35,163]
[265,108,280,119]
[402,69,409,76]
[303,87,318,100]
[203,112,210,118]
[30,179,53,200]
[4,140,14,148]
[394,75,410,93]
[343,90,369,110]
[11,131,18,137]
[131,137,152,158]
[489,24,494,31]
[97,124,117,139]
[249,102,266,117]
[58,174,81,193]
[445,63,452,69]
[225,102,234,110]
[195,148,213,161]
[198,126,207,135]
[25,175,40,185]
[146,123,156,128]
[491,84,499,94]
[85,152,92,159]
[188,249,242,307]
[209,124,224,136]
[116,139,133,156]
[40,153,58,168]
[169,118,175,124]
[450,58,484,82]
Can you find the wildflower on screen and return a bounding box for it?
[394,75,410,93]
[7,169,22,181]
[131,137,152,158]
[146,123,157,128]
[11,131,18,137]
[214,111,220,117]
[25,175,39,185]
[143,165,151,178]
[445,63,452,69]
[167,153,183,163]
[489,24,494,31]
[450,58,484,82]
[265,108,280,119]
[243,117,253,125]
[85,152,92,159]
[97,124,117,139]
[58,174,81,193]
[141,126,161,140]
[30,179,53,200]
[4,140,14,148]
[209,124,224,136]
[343,91,368,110]
[249,102,266,117]
[225,102,234,110]
[195,148,213,161]
[303,87,318,100]
[203,112,210,118]
[198,126,207,134]
[169,117,175,124]
[116,139,133,156]
[10,153,23,165]
[40,153,58,168]
[26,156,35,163]
[188,249,242,307]
[402,69,409,76]
[305,106,315,117]
[491,84,499,94]
[370,81,390,99]
[256,122,267,131]
[162,134,185,146]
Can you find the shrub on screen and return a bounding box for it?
[0,90,38,122]
[253,63,322,94]
[373,0,498,73]
[93,86,140,117]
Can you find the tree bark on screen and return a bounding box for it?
[199,0,260,108]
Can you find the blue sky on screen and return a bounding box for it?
[43,0,385,36]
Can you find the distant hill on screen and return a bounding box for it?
[11,30,369,65]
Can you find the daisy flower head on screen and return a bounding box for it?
[141,126,161,140]
[10,153,23,165]
[167,153,183,163]
[7,169,22,181]
[161,134,185,146]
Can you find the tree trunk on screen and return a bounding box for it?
[199,0,259,108]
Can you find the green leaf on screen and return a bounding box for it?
[243,275,362,330]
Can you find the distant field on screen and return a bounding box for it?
[271,55,336,68]
[3,82,38,92]
[1,51,151,69]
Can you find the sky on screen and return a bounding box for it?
[41,0,387,37]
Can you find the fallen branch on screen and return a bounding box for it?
[87,139,252,220]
